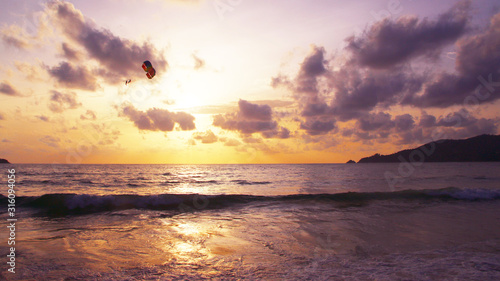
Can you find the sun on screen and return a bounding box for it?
[158,69,220,111]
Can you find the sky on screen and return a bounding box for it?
[0,0,499,164]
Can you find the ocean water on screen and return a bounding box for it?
[1,163,500,280]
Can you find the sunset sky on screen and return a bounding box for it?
[0,0,499,164]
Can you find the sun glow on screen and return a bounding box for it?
[150,69,212,111]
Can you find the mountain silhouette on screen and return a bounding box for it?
[358,134,500,163]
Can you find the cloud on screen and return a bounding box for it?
[1,1,165,87]
[419,112,437,127]
[274,45,328,97]
[47,1,167,83]
[121,104,195,132]
[213,99,290,138]
[61,42,81,61]
[0,25,33,49]
[0,112,4,120]
[39,135,60,148]
[466,118,498,136]
[46,61,98,91]
[80,110,97,120]
[394,114,415,132]
[88,122,121,146]
[392,110,496,144]
[242,136,263,144]
[300,119,335,135]
[357,112,394,132]
[346,1,470,69]
[0,7,50,50]
[271,74,292,89]
[222,138,241,147]
[337,106,497,146]
[36,115,50,122]
[192,53,205,70]
[406,12,500,107]
[271,4,500,143]
[263,126,291,139]
[0,82,20,96]
[214,114,277,134]
[431,112,498,139]
[435,110,487,128]
[171,111,196,130]
[329,67,423,121]
[277,44,425,124]
[295,45,328,96]
[167,0,203,4]
[274,46,421,135]
[192,130,218,144]
[238,99,273,121]
[15,62,43,81]
[272,46,338,135]
[48,90,82,112]
[343,113,397,142]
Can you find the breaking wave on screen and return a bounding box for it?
[1,187,499,217]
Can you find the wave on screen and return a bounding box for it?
[160,180,181,185]
[1,187,499,216]
[231,179,271,185]
[159,179,219,185]
[19,179,66,185]
[76,179,94,184]
[191,179,218,184]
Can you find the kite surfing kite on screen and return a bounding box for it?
[142,60,156,79]
[125,60,156,85]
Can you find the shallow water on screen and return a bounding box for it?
[1,163,500,280]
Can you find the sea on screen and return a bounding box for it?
[1,163,500,280]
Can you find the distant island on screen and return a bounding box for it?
[346,160,356,164]
[0,158,10,164]
[358,134,500,163]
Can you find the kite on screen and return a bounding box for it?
[125,61,156,85]
[142,60,156,79]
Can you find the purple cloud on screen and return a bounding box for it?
[419,112,437,127]
[80,110,97,120]
[223,138,241,147]
[36,115,50,122]
[238,99,273,121]
[121,104,195,132]
[271,3,500,142]
[46,62,98,91]
[48,90,82,112]
[357,112,394,132]
[48,1,167,83]
[300,119,335,135]
[213,99,290,138]
[192,130,218,144]
[329,68,423,121]
[0,25,32,50]
[394,114,415,132]
[61,43,81,61]
[407,12,500,107]
[39,135,60,148]
[0,82,20,96]
[346,1,470,69]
